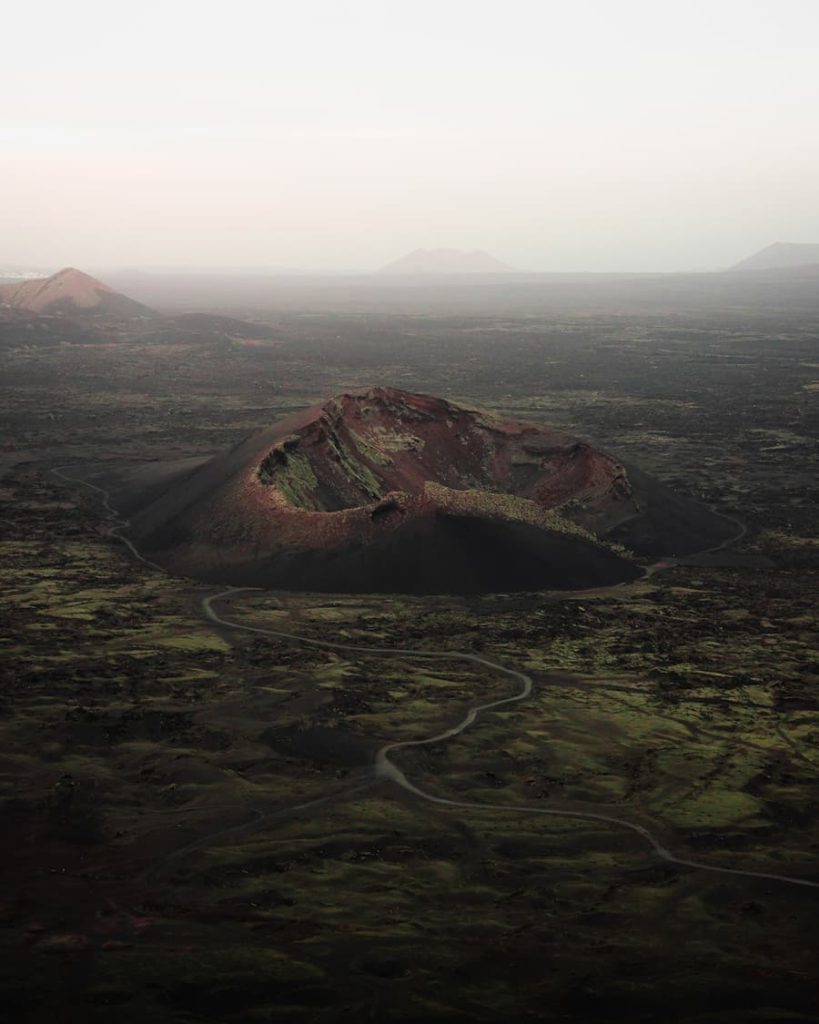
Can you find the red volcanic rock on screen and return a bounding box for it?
[0,268,153,317]
[127,387,735,593]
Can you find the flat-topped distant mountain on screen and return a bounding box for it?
[0,267,155,317]
[729,243,819,272]
[113,387,736,594]
[380,248,517,275]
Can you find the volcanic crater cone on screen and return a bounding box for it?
[0,268,154,317]
[126,387,736,593]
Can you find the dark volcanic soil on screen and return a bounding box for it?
[1,297,817,1024]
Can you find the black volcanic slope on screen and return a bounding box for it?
[119,388,736,594]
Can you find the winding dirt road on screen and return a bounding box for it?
[52,466,818,890]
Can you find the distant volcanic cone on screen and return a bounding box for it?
[379,248,517,274]
[124,387,736,594]
[0,268,154,317]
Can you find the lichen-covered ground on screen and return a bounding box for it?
[1,313,817,1022]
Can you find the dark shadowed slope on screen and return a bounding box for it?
[218,514,641,594]
[0,307,102,347]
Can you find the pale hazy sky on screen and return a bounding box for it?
[2,0,818,272]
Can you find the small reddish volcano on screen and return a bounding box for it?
[0,268,153,317]
[126,387,735,593]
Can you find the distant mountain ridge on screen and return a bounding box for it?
[380,248,517,274]
[730,243,819,272]
[0,267,154,317]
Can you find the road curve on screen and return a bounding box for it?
[53,465,819,890]
[204,589,819,891]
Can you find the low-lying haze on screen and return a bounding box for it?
[3,0,818,272]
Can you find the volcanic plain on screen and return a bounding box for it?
[1,276,818,1023]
